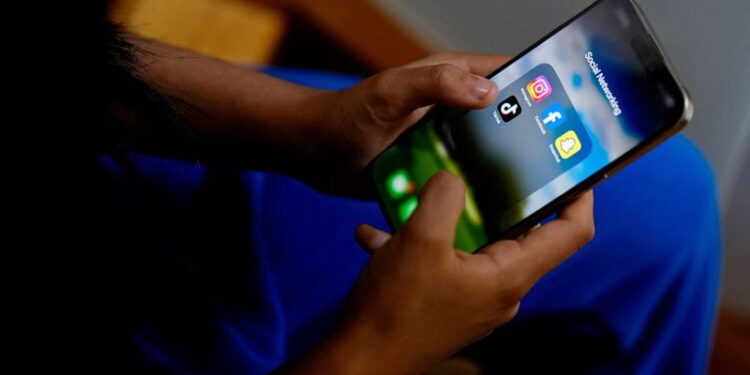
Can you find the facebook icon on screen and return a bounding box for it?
[541,103,567,131]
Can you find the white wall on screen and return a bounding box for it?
[724,154,750,314]
[374,0,750,315]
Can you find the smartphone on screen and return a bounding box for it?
[371,0,692,252]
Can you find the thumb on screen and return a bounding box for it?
[402,171,466,247]
[364,63,498,122]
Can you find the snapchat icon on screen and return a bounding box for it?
[555,130,582,159]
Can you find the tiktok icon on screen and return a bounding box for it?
[497,95,522,123]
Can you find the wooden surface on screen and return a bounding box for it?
[711,311,750,375]
[109,0,430,70]
[260,0,432,70]
[109,0,287,64]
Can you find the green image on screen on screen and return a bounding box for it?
[372,119,488,253]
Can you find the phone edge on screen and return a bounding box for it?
[370,0,694,247]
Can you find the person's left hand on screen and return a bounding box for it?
[308,53,510,197]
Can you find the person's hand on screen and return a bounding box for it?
[307,172,594,375]
[308,54,509,197]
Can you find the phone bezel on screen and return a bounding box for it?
[371,0,693,245]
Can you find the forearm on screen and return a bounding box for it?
[275,319,431,375]
[128,35,340,175]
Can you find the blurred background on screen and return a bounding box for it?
[108,0,749,372]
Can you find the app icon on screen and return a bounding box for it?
[386,169,415,199]
[497,95,522,122]
[527,75,552,102]
[554,130,582,159]
[541,103,567,131]
[398,196,418,223]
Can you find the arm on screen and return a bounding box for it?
[126,36,503,195]
[127,36,339,176]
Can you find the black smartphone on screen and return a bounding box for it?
[371,0,692,252]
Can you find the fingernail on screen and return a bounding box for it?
[474,77,495,100]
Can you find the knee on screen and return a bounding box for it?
[592,135,720,273]
[649,136,720,249]
[658,135,717,203]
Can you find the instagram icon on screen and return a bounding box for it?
[527,75,552,102]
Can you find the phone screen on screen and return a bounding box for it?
[372,0,688,252]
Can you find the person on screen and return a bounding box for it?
[84,2,720,374]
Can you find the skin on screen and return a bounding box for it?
[126,36,595,375]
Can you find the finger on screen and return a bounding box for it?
[402,171,466,245]
[355,224,392,254]
[404,53,512,77]
[365,63,498,122]
[449,54,512,77]
[516,191,595,278]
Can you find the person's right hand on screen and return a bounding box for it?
[277,172,594,375]
[330,172,593,375]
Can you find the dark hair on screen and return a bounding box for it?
[87,1,188,156]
